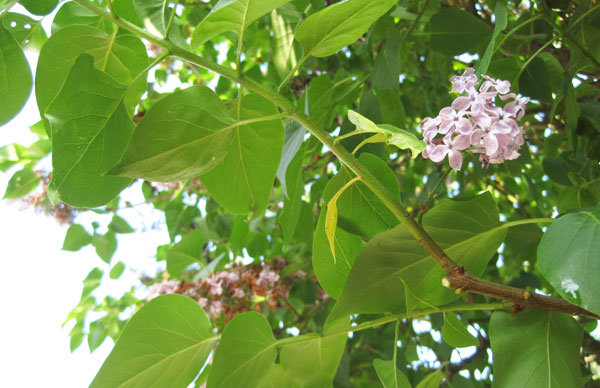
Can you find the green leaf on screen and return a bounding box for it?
[372,358,411,388]
[207,311,277,388]
[51,2,103,34]
[165,200,201,242]
[91,294,216,388]
[3,166,39,199]
[270,8,299,80]
[346,110,425,158]
[133,0,187,46]
[416,370,444,388]
[109,261,126,279]
[0,143,26,171]
[36,25,148,128]
[276,121,306,198]
[489,310,583,388]
[81,267,103,299]
[92,232,117,264]
[313,206,364,299]
[441,312,480,348]
[331,192,505,318]
[257,365,300,388]
[429,8,491,56]
[19,0,58,15]
[280,330,347,387]
[538,203,600,315]
[371,28,404,90]
[475,1,507,75]
[109,86,235,182]
[0,22,32,126]
[108,215,134,234]
[294,0,397,58]
[519,57,552,102]
[166,230,206,278]
[62,224,92,252]
[2,12,47,50]
[200,94,284,217]
[45,54,134,207]
[191,0,291,48]
[324,178,354,264]
[278,142,306,244]
[313,154,399,298]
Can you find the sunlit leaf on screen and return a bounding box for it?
[0,23,32,126]
[200,94,284,217]
[191,0,291,48]
[62,224,92,252]
[109,86,235,182]
[45,54,133,207]
[36,25,148,128]
[91,294,216,388]
[207,311,276,388]
[3,166,38,199]
[295,0,397,58]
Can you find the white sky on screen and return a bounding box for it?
[0,8,169,385]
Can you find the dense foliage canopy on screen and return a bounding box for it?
[1,0,600,386]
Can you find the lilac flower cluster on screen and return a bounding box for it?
[145,262,287,322]
[421,68,529,170]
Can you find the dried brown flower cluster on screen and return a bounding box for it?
[146,258,291,324]
[19,172,76,225]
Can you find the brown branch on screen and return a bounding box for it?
[442,271,600,320]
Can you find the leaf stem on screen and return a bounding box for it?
[130,50,171,86]
[492,14,543,57]
[106,0,117,19]
[164,0,179,40]
[0,0,19,19]
[417,167,452,224]
[404,0,429,40]
[278,55,308,92]
[513,36,559,86]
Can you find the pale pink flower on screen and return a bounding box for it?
[421,68,528,170]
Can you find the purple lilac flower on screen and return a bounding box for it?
[421,68,529,170]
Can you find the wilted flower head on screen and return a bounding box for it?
[421,68,529,170]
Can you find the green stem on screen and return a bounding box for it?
[541,14,600,69]
[492,14,543,57]
[513,36,559,85]
[417,167,452,224]
[164,0,179,40]
[404,0,429,40]
[278,55,308,92]
[130,50,171,86]
[569,3,600,30]
[580,175,600,188]
[0,0,19,18]
[392,318,399,381]
[107,0,117,18]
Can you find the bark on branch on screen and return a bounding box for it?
[442,270,600,320]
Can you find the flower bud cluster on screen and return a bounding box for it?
[421,68,529,170]
[146,259,291,324]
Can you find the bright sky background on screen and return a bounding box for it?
[0,6,170,386]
